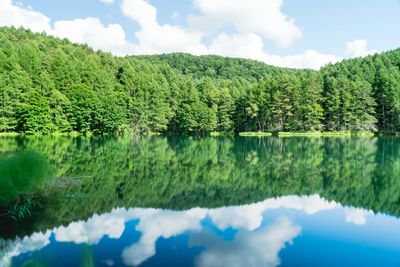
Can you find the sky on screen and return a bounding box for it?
[0,0,399,69]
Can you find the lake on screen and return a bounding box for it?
[0,136,399,267]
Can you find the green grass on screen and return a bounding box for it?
[0,132,19,137]
[321,131,375,137]
[50,131,82,137]
[277,131,375,137]
[0,132,84,137]
[320,131,352,136]
[145,132,162,136]
[6,195,41,220]
[239,132,272,137]
[0,130,378,138]
[350,131,375,137]
[278,131,322,137]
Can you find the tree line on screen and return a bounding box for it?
[1,27,400,135]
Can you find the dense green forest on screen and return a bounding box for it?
[1,27,400,134]
[1,135,399,238]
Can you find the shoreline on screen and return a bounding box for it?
[0,131,388,138]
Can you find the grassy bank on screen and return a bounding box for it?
[278,131,323,137]
[0,132,83,137]
[0,131,379,138]
[239,132,273,137]
[277,131,375,137]
[0,132,19,137]
[236,131,376,137]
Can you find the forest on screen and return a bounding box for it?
[1,27,400,135]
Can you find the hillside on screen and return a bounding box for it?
[135,53,299,82]
[1,27,400,134]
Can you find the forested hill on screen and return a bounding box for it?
[1,26,400,135]
[135,53,296,82]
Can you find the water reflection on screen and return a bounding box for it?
[1,136,400,266]
[0,150,50,203]
[190,217,299,267]
[3,194,400,267]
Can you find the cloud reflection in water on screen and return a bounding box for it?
[2,194,373,267]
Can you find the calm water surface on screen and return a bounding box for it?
[0,136,399,267]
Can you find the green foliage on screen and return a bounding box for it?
[1,27,400,134]
[1,135,400,238]
[6,195,42,220]
[0,150,50,204]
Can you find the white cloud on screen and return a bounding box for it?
[117,0,338,69]
[132,24,207,55]
[53,211,126,244]
[99,0,115,4]
[0,0,51,33]
[121,0,157,30]
[346,39,377,58]
[192,217,301,267]
[121,208,207,266]
[0,0,136,56]
[209,32,266,60]
[2,196,378,266]
[120,195,337,266]
[209,33,342,69]
[52,17,135,56]
[209,194,338,231]
[189,0,302,47]
[120,0,208,55]
[270,49,342,70]
[0,208,141,267]
[0,231,51,267]
[345,208,369,225]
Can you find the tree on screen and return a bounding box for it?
[1,27,400,135]
[299,71,324,131]
[17,91,55,134]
